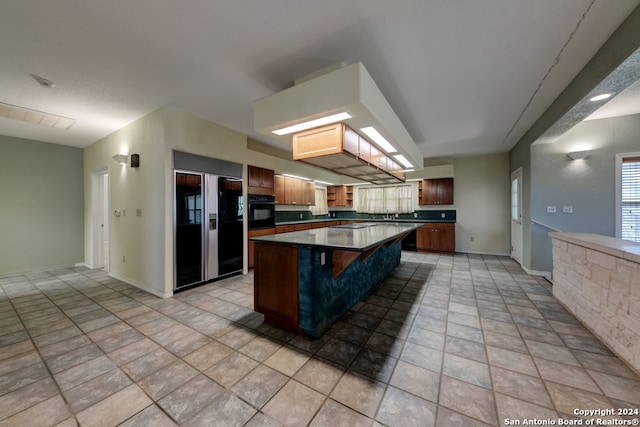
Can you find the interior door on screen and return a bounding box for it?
[511,168,523,265]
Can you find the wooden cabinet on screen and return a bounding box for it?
[254,243,299,331]
[416,223,455,252]
[276,224,295,233]
[248,165,275,195]
[283,176,302,205]
[248,227,275,268]
[302,181,315,205]
[327,185,353,207]
[419,178,454,205]
[274,175,285,204]
[276,175,315,206]
[292,123,405,185]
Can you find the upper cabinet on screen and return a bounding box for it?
[248,165,275,195]
[275,175,315,206]
[292,123,405,185]
[327,185,353,207]
[418,178,454,205]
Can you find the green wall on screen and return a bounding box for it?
[530,113,640,272]
[0,135,84,276]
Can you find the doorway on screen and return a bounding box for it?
[91,168,109,271]
[510,167,523,265]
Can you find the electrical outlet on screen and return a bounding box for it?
[414,213,418,218]
[547,206,556,214]
[299,213,303,219]
[441,212,445,219]
[563,205,573,214]
[320,252,326,265]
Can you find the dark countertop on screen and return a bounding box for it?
[251,222,423,251]
[276,218,456,226]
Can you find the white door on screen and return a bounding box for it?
[91,168,109,270]
[511,168,523,265]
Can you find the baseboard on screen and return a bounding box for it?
[456,250,511,257]
[108,271,173,299]
[521,265,552,281]
[0,262,85,279]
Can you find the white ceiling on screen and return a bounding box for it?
[1,1,639,160]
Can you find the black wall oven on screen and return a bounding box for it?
[248,194,275,229]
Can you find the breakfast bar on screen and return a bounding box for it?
[251,222,422,338]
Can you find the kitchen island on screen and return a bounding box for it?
[251,222,422,338]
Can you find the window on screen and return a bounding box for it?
[311,188,328,216]
[357,185,413,214]
[620,155,640,242]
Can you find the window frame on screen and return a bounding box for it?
[615,152,640,241]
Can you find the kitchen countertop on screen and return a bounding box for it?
[276,218,456,225]
[549,232,640,264]
[251,222,423,251]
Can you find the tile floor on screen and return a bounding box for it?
[1,251,639,427]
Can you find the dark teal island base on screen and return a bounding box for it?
[252,223,421,338]
[297,242,401,338]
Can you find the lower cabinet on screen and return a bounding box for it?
[248,228,275,268]
[416,223,455,252]
[254,243,299,331]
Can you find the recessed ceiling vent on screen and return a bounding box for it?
[30,74,55,88]
[0,102,76,130]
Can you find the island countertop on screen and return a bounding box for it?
[250,222,423,251]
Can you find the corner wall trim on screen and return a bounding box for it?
[109,272,173,299]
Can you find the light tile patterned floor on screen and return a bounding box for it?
[1,252,639,426]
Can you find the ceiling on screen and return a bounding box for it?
[1,1,639,161]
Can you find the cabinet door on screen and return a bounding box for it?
[284,177,302,205]
[261,168,274,190]
[254,243,299,330]
[248,228,276,268]
[302,181,315,205]
[420,178,454,205]
[434,223,455,252]
[292,123,343,160]
[335,186,347,206]
[416,224,434,250]
[344,127,360,157]
[247,165,262,189]
[274,175,285,204]
[436,178,454,205]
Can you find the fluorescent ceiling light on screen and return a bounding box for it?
[589,93,612,102]
[360,126,396,153]
[272,112,352,136]
[314,180,334,185]
[393,154,413,168]
[282,173,310,181]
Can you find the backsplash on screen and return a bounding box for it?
[276,210,456,222]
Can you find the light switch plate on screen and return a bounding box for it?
[563,205,573,213]
[547,206,556,214]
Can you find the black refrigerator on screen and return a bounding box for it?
[175,172,243,290]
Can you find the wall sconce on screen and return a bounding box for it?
[567,150,592,160]
[130,153,140,168]
[112,154,127,164]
